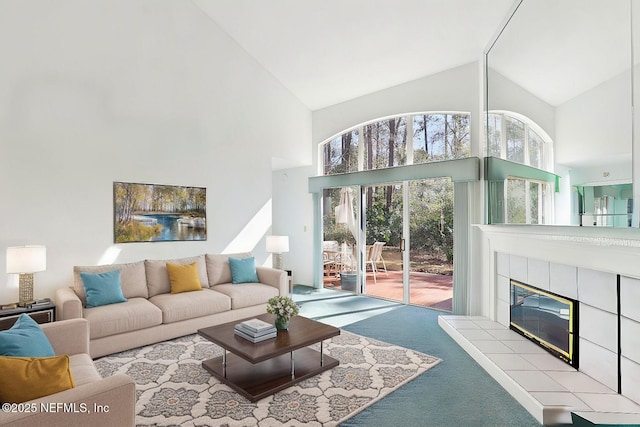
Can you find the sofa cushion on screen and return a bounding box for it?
[74,261,148,306]
[167,262,202,294]
[212,283,279,309]
[0,314,55,357]
[80,270,128,308]
[0,355,75,403]
[149,289,231,324]
[205,252,251,286]
[83,298,162,340]
[145,255,209,297]
[229,257,259,284]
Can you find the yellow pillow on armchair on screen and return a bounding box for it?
[0,355,75,403]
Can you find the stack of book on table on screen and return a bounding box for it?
[234,318,277,343]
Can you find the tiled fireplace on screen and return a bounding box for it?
[494,252,639,400]
[440,225,640,425]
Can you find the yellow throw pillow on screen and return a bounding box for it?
[0,355,75,403]
[167,262,202,294]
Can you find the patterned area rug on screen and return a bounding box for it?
[94,330,441,426]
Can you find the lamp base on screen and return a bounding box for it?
[18,273,35,307]
[272,253,284,270]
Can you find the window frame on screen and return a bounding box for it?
[486,110,553,172]
[319,111,472,176]
[503,177,549,225]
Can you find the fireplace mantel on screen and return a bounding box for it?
[474,224,640,248]
[474,224,640,280]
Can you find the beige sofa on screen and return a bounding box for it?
[55,253,287,358]
[0,318,135,427]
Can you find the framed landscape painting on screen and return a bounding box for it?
[114,182,206,243]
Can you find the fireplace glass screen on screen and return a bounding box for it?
[510,280,578,368]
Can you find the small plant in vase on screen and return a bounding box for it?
[266,296,300,330]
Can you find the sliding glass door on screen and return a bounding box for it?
[362,182,404,302]
[407,178,453,311]
[358,178,453,311]
[321,186,359,291]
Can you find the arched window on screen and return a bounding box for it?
[321,112,471,175]
[487,111,552,171]
[486,111,555,224]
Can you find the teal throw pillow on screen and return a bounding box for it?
[0,314,55,357]
[81,270,127,308]
[229,257,259,284]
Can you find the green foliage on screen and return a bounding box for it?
[360,180,454,262]
[409,179,454,262]
[322,179,455,265]
[366,199,402,245]
[507,179,526,224]
[115,221,163,243]
[323,222,356,246]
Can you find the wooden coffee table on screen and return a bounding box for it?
[197,313,340,402]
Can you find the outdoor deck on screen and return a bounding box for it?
[323,270,452,311]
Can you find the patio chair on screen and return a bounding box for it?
[323,241,340,276]
[323,251,343,276]
[367,241,388,283]
[324,245,354,276]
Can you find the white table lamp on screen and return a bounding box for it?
[6,245,46,306]
[266,236,289,270]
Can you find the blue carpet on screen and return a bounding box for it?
[294,286,542,427]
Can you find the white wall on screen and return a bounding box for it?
[273,62,483,286]
[313,62,482,150]
[0,0,312,302]
[556,70,632,185]
[271,166,315,283]
[487,68,555,141]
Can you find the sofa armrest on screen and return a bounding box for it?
[0,374,135,427]
[41,319,90,356]
[55,287,83,321]
[256,266,288,296]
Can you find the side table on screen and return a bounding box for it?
[0,300,56,331]
[285,269,293,295]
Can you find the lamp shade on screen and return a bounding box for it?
[266,236,289,253]
[6,246,47,274]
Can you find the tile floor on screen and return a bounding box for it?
[439,315,640,425]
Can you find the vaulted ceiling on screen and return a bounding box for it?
[194,0,515,111]
[194,0,632,114]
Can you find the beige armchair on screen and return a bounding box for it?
[0,319,135,427]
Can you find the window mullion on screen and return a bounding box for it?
[538,182,543,223]
[503,179,509,222]
[357,126,365,171]
[525,180,531,224]
[500,113,507,159]
[406,115,414,165]
[524,126,530,166]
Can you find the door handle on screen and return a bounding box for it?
[400,238,405,251]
